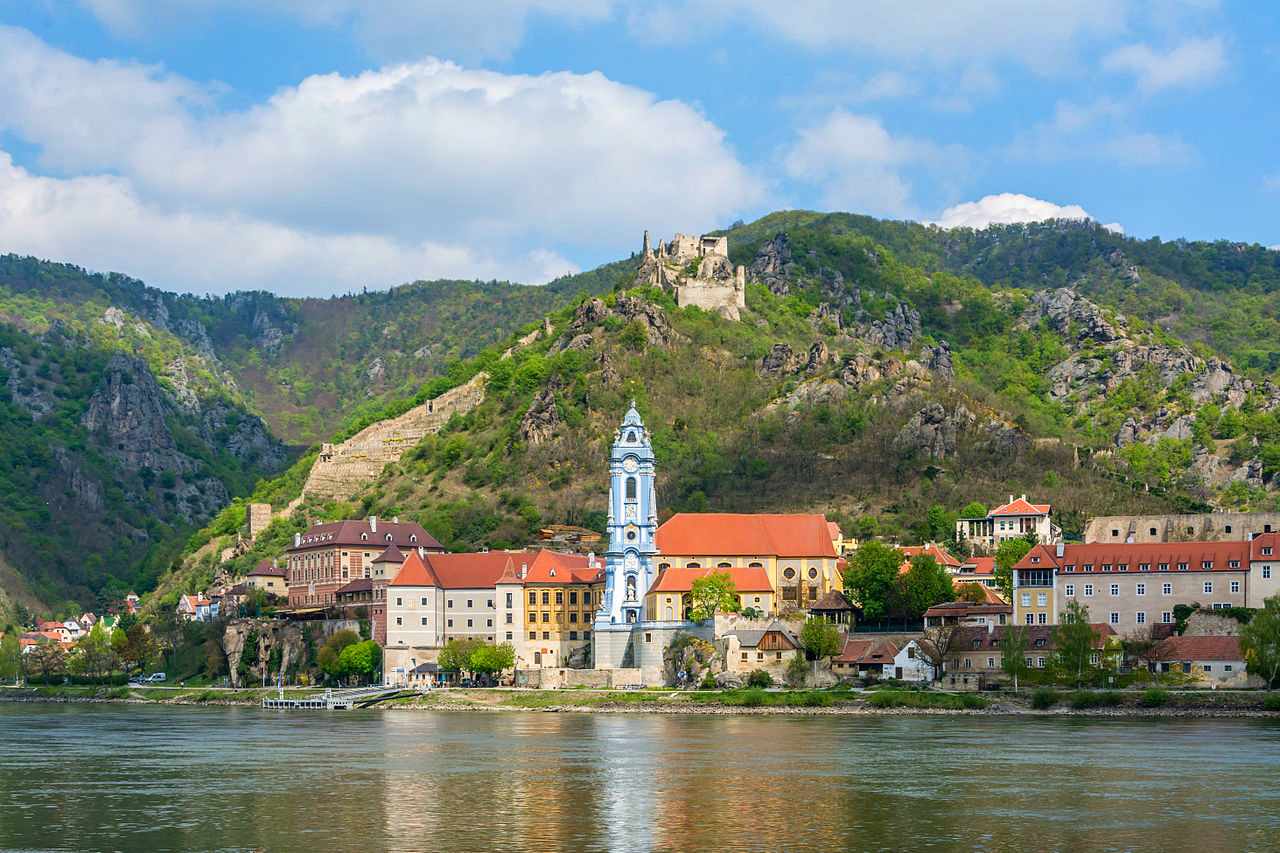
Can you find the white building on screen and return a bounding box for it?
[956,495,1061,550]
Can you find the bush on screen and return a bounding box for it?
[1072,690,1122,709]
[740,688,768,707]
[866,690,902,708]
[1140,688,1169,708]
[699,673,716,690]
[746,669,773,688]
[1031,687,1060,709]
[958,694,988,710]
[785,690,834,707]
[1263,693,1280,712]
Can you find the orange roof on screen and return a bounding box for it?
[990,496,1050,516]
[1157,635,1244,662]
[656,513,838,558]
[900,543,961,568]
[1016,541,1251,573]
[1249,532,1280,560]
[834,636,900,664]
[646,565,774,595]
[959,557,996,576]
[388,550,443,588]
[952,581,1008,604]
[520,550,600,584]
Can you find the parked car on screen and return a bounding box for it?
[144,672,167,682]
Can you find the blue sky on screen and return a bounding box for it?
[0,1,1275,296]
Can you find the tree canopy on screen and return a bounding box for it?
[843,541,905,620]
[1240,594,1280,689]
[688,571,740,621]
[799,616,842,659]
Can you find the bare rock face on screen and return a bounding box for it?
[615,296,680,347]
[518,389,561,446]
[1024,288,1123,343]
[1116,417,1139,448]
[83,353,195,473]
[572,297,611,330]
[976,416,1026,457]
[759,343,800,376]
[925,342,954,380]
[200,403,287,471]
[751,232,795,296]
[564,334,594,352]
[806,341,835,372]
[862,302,922,351]
[663,635,719,688]
[768,377,847,412]
[839,354,884,390]
[0,346,53,421]
[52,447,106,513]
[593,351,620,386]
[895,402,959,458]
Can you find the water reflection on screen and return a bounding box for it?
[2,705,1280,852]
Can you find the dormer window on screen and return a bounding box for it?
[410,535,417,543]
[361,533,368,541]
[1264,548,1274,556]
[386,533,393,541]
[972,639,981,648]
[1030,557,1039,564]
[1035,638,1046,648]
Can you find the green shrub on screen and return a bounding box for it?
[1140,688,1169,708]
[1263,693,1280,712]
[959,694,988,710]
[740,688,768,707]
[699,673,716,690]
[785,690,834,707]
[746,669,773,688]
[1072,690,1122,709]
[1031,687,1060,709]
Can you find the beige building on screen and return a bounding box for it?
[956,495,1060,550]
[1085,512,1280,544]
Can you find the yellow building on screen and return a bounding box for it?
[644,565,776,620]
[496,550,605,668]
[653,513,844,609]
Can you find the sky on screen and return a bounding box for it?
[0,1,1276,297]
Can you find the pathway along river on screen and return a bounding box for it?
[2,704,1280,851]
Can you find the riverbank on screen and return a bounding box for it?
[4,684,1279,717]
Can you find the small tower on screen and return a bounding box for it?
[595,401,659,627]
[643,229,652,259]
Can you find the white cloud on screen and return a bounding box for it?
[1103,222,1124,234]
[781,110,961,218]
[1264,173,1280,192]
[78,0,614,63]
[1009,98,1194,166]
[0,29,764,294]
[931,193,1111,230]
[1102,36,1227,93]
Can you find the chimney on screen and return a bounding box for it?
[988,622,994,635]
[294,533,301,547]
[393,516,399,524]
[1055,542,1064,558]
[418,546,425,558]
[1008,495,1014,505]
[521,562,528,579]
[369,515,377,533]
[588,551,596,568]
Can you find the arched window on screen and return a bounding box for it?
[748,561,763,568]
[627,430,636,442]
[626,477,636,500]
[686,562,701,569]
[658,562,671,570]
[717,562,732,568]
[386,533,392,541]
[361,533,368,541]
[410,534,417,543]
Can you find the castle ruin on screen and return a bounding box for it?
[636,230,746,320]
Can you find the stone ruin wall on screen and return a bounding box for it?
[302,373,488,501]
[1084,512,1280,543]
[638,230,745,320]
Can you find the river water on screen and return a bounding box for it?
[2,704,1279,852]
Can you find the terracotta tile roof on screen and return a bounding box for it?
[810,590,854,611]
[496,558,521,584]
[388,550,443,588]
[900,544,961,568]
[335,578,373,595]
[951,624,1115,652]
[289,519,442,552]
[645,565,774,595]
[834,636,900,664]
[959,557,996,576]
[520,549,600,584]
[373,545,406,563]
[827,521,843,541]
[953,582,1008,604]
[656,513,838,558]
[1156,635,1244,662]
[248,558,288,578]
[1249,532,1280,560]
[991,496,1051,516]
[1015,541,1251,573]
[923,599,1012,618]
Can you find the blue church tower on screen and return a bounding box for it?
[597,401,659,627]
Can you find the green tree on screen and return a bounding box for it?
[843,541,905,621]
[784,651,808,687]
[1052,600,1100,688]
[316,629,360,680]
[956,582,989,604]
[25,641,65,681]
[336,640,380,683]
[1240,594,1280,689]
[799,616,842,659]
[0,632,21,682]
[73,622,116,684]
[438,637,484,676]
[993,534,1037,602]
[998,624,1032,693]
[925,504,954,541]
[619,321,648,351]
[960,502,987,520]
[469,642,516,681]
[688,571,741,621]
[900,555,955,618]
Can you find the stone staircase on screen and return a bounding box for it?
[302,374,487,502]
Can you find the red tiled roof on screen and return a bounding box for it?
[373,545,406,563]
[646,564,774,595]
[953,582,1007,604]
[810,589,854,611]
[991,497,1050,516]
[521,550,600,584]
[335,578,373,595]
[289,519,442,552]
[1249,532,1280,561]
[834,636,900,664]
[1156,635,1244,662]
[248,558,288,578]
[426,551,536,589]
[1015,541,1251,573]
[900,544,961,568]
[656,513,838,558]
[959,557,996,576]
[388,550,443,588]
[923,599,1012,618]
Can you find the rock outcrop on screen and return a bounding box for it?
[759,343,799,376]
[518,389,561,446]
[82,353,195,473]
[895,402,962,458]
[750,232,795,296]
[636,230,746,320]
[862,302,922,351]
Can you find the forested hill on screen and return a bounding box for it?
[0,254,625,617]
[156,213,1280,610]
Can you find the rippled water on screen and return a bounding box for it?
[2,703,1280,851]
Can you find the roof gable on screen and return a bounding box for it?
[388,550,443,588]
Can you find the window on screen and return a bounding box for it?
[1178,562,1188,571]
[487,599,493,608]
[1110,612,1119,625]
[741,652,748,661]
[777,652,784,661]
[1110,584,1119,596]
[1159,563,1169,571]
[505,592,513,608]
[447,599,453,608]
[396,597,403,606]
[1149,527,1157,536]
[1139,563,1150,572]
[1118,564,1129,573]
[757,652,764,661]
[396,617,402,625]
[1038,613,1047,624]
[644,632,652,643]
[1264,548,1274,557]
[529,613,536,623]
[1225,664,1234,672]
[1265,567,1273,579]
[569,612,578,623]
[1136,612,1146,624]
[1065,584,1075,597]
[529,631,536,640]
[783,567,795,580]
[1102,564,1112,573]
[1090,653,1100,665]
[556,591,564,605]
[1111,529,1120,537]
[1064,565,1075,573]
[568,631,577,640]
[1163,583,1172,595]
[529,591,536,605]
[569,591,578,605]
[486,619,492,627]
[964,659,971,669]
[1083,565,1094,573]
[447,619,453,628]
[1037,593,1047,606]
[1231,581,1240,594]
[421,617,428,626]
[625,477,636,500]
[1162,612,1172,623]
[1203,561,1214,570]
[1026,614,1034,625]
[542,592,549,605]
[808,567,818,579]
[466,599,473,608]
[988,658,996,668]
[1204,581,1214,594]
[1021,593,1031,607]
[543,632,550,640]
[1204,665,1213,672]
[1136,583,1145,596]
[542,613,549,623]
[506,632,513,641]
[1229,561,1240,569]
[686,562,701,570]
[1182,662,1192,674]
[1037,657,1046,668]
[506,614,513,624]
[421,597,429,606]
[466,619,473,628]
[1084,584,1094,596]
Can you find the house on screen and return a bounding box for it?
[721,621,802,675]
[35,620,71,642]
[937,624,1119,690]
[246,558,289,597]
[955,557,999,591]
[1154,635,1258,688]
[892,640,935,682]
[504,549,604,669]
[898,543,962,574]
[922,599,1011,628]
[176,594,219,622]
[809,589,855,626]
[831,636,899,679]
[653,512,845,610]
[1011,534,1280,627]
[285,516,443,609]
[644,564,776,621]
[956,495,1060,549]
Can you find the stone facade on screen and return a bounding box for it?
[636,230,746,320]
[1084,512,1280,544]
[247,503,272,539]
